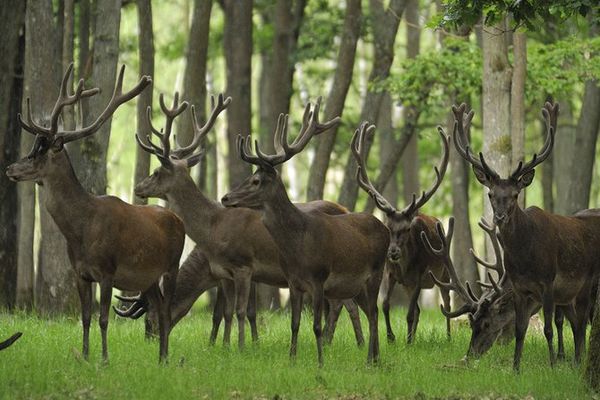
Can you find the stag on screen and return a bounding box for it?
[6,64,185,363]
[0,332,22,351]
[351,122,451,343]
[452,101,600,371]
[132,94,365,348]
[221,99,389,365]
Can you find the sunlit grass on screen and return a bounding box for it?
[0,308,594,399]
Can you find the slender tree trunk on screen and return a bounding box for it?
[306,0,362,201]
[0,0,26,310]
[132,0,155,205]
[222,0,252,187]
[78,0,91,80]
[337,0,407,210]
[554,100,575,215]
[511,32,526,208]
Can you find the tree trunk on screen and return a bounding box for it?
[0,0,26,310]
[510,31,526,208]
[554,100,575,215]
[222,0,252,187]
[132,0,155,205]
[78,0,91,80]
[337,0,407,210]
[306,0,362,201]
[586,276,600,391]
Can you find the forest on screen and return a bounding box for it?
[2,0,600,399]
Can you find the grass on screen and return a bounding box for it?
[0,307,596,400]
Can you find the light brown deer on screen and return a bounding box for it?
[6,64,184,363]
[452,101,600,371]
[351,122,451,343]
[132,94,365,348]
[221,99,389,365]
[0,332,21,351]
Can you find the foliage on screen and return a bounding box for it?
[0,309,593,399]
[295,0,345,62]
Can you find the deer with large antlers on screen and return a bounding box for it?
[221,99,389,365]
[6,64,185,363]
[452,101,600,371]
[132,94,365,349]
[351,122,451,344]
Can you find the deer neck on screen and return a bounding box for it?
[41,150,94,241]
[497,206,530,258]
[165,177,220,244]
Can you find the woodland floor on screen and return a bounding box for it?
[0,307,596,399]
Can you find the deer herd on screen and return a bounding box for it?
[2,64,599,374]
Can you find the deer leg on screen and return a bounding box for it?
[541,289,556,367]
[247,282,259,343]
[312,284,325,367]
[573,291,592,365]
[158,267,177,363]
[76,278,92,360]
[99,278,113,363]
[382,271,396,343]
[344,299,365,347]
[221,279,235,346]
[323,299,342,345]
[440,286,452,340]
[210,285,225,345]
[289,285,303,360]
[144,301,159,339]
[513,296,531,373]
[233,271,252,350]
[406,286,421,344]
[554,306,565,361]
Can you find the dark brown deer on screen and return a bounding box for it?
[6,64,185,363]
[452,101,600,371]
[133,94,365,348]
[351,121,451,343]
[221,99,389,365]
[0,332,22,351]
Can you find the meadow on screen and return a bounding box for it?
[0,308,595,399]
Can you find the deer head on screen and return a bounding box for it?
[351,121,449,264]
[452,102,559,226]
[421,217,512,357]
[6,63,151,184]
[221,98,339,209]
[134,93,230,200]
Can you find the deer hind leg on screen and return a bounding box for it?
[356,275,382,364]
[541,289,556,367]
[344,299,365,347]
[209,284,225,345]
[554,306,565,361]
[323,299,341,345]
[311,284,325,367]
[440,286,452,340]
[221,279,235,346]
[233,269,252,350]
[247,282,259,343]
[573,290,593,365]
[288,285,303,360]
[406,286,422,344]
[381,271,397,343]
[513,295,531,373]
[99,277,114,363]
[76,278,93,360]
[158,266,178,363]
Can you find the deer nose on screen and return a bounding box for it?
[493,214,507,224]
[388,248,401,261]
[221,194,230,205]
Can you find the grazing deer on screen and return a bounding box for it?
[133,94,365,348]
[452,101,600,371]
[6,64,185,363]
[351,122,451,343]
[0,332,22,351]
[221,99,389,365]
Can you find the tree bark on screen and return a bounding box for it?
[510,32,526,208]
[0,0,26,310]
[306,0,362,201]
[78,0,91,80]
[337,0,407,210]
[222,0,252,187]
[554,100,575,215]
[132,0,155,205]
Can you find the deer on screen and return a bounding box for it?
[451,101,600,371]
[131,93,365,349]
[221,99,390,365]
[0,332,22,351]
[351,121,451,344]
[5,64,185,363]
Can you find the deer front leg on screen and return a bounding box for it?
[288,285,303,360]
[233,269,252,350]
[247,282,259,343]
[382,271,397,343]
[76,278,92,360]
[99,277,113,363]
[406,286,422,344]
[573,290,592,365]
[541,289,556,367]
[513,295,531,373]
[221,279,235,346]
[312,284,325,367]
[344,299,365,347]
[158,268,177,363]
[323,299,342,345]
[554,306,565,361]
[210,284,225,345]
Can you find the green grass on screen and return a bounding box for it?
[0,308,596,399]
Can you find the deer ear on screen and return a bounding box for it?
[517,169,535,189]
[51,137,65,152]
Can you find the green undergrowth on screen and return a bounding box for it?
[0,309,595,399]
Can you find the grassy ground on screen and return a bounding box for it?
[0,308,595,399]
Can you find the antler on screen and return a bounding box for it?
[420,217,479,318]
[171,93,231,160]
[400,126,450,216]
[136,92,189,166]
[509,101,559,180]
[470,218,506,297]
[351,122,397,215]
[242,97,340,168]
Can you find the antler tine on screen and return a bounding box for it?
[156,92,189,158]
[255,113,288,164]
[17,98,47,136]
[510,101,559,180]
[57,65,151,144]
[236,134,269,169]
[172,93,231,159]
[351,121,397,215]
[401,126,450,215]
[421,217,478,315]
